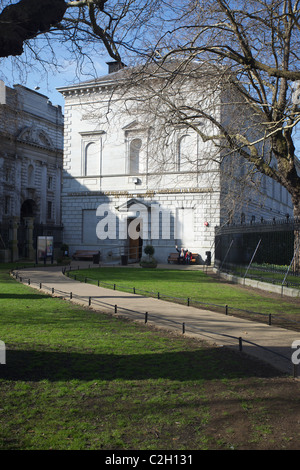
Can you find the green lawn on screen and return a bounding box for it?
[1,264,300,450]
[68,267,300,319]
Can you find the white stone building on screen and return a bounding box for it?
[58,62,293,264]
[0,81,64,261]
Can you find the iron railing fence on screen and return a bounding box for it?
[214,217,300,284]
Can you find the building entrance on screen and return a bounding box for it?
[18,199,37,258]
[128,219,143,261]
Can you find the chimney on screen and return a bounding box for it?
[106,61,126,74]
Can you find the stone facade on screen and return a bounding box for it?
[0,81,64,261]
[58,63,293,264]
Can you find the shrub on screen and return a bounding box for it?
[144,245,155,259]
[140,245,157,268]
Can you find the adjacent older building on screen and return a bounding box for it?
[0,81,64,261]
[58,62,293,264]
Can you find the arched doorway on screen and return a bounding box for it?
[20,199,36,221]
[127,218,143,261]
[19,199,37,258]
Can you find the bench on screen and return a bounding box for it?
[72,250,100,263]
[168,253,180,263]
[190,253,199,264]
[167,252,199,264]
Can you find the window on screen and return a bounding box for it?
[129,138,142,174]
[85,142,100,176]
[80,132,103,177]
[4,196,10,215]
[28,164,34,187]
[5,168,10,182]
[48,176,53,190]
[47,201,52,220]
[177,134,194,171]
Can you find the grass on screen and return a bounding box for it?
[1,263,300,450]
[67,267,300,321]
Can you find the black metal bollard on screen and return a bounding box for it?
[145,312,148,323]
[293,363,298,378]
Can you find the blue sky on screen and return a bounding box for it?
[0,51,111,110]
[0,41,298,157]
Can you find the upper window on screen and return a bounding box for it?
[177,134,194,171]
[28,164,35,187]
[85,141,100,176]
[4,196,10,215]
[129,138,142,174]
[47,201,52,220]
[80,132,103,177]
[48,176,53,190]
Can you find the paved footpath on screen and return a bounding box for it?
[13,263,300,377]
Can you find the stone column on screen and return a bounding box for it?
[40,163,47,223]
[23,217,35,260]
[10,216,19,262]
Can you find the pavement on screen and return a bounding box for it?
[13,261,300,377]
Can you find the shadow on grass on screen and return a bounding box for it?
[0,347,284,383]
[0,294,51,300]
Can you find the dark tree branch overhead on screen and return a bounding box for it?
[0,0,122,61]
[0,0,67,57]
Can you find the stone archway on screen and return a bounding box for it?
[18,199,37,258]
[20,199,36,221]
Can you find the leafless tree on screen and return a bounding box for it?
[130,0,300,266]
[1,0,300,263]
[4,0,294,215]
[127,1,300,212]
